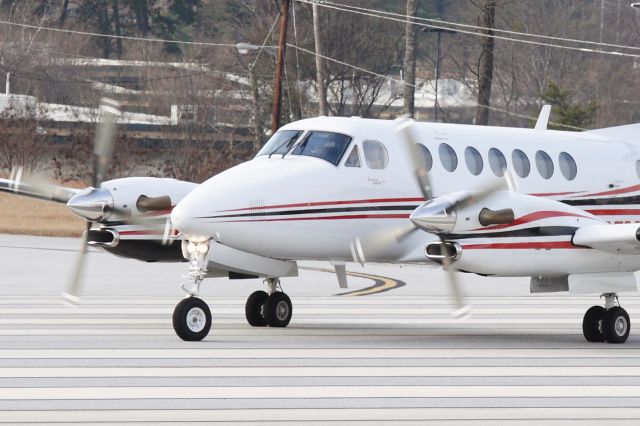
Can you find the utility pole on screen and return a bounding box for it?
[312,1,328,116]
[474,0,496,126]
[423,28,457,122]
[272,0,291,134]
[403,0,418,117]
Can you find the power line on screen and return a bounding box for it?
[0,19,237,48]
[295,0,640,59]
[318,0,640,53]
[288,43,585,131]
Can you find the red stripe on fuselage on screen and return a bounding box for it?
[587,209,640,216]
[219,198,425,213]
[463,241,583,250]
[216,213,411,223]
[578,184,640,198]
[119,230,161,236]
[530,191,581,197]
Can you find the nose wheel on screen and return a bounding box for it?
[582,293,630,344]
[173,297,212,341]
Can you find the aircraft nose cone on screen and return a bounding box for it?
[67,187,114,221]
[171,197,209,240]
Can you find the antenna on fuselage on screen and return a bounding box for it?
[535,105,552,131]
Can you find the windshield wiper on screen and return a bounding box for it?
[268,134,299,158]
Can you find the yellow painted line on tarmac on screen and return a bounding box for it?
[299,267,405,296]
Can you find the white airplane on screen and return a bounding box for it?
[168,108,640,344]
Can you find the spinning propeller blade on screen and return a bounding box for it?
[61,98,121,304]
[354,117,476,317]
[1,166,78,204]
[62,221,91,305]
[438,235,470,319]
[93,98,121,188]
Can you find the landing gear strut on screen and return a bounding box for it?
[583,293,630,344]
[173,240,212,341]
[245,278,293,328]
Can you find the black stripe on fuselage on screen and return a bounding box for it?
[201,205,420,219]
[448,226,578,241]
[561,195,640,206]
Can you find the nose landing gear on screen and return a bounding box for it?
[173,240,212,341]
[245,278,293,328]
[582,293,630,344]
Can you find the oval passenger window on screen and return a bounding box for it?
[559,152,577,181]
[512,149,530,178]
[362,140,389,169]
[439,143,458,172]
[416,144,433,171]
[465,146,483,176]
[488,148,507,177]
[535,150,554,179]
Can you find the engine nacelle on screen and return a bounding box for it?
[67,177,197,224]
[101,177,197,221]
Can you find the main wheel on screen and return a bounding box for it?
[245,290,269,327]
[582,305,606,342]
[603,306,630,344]
[172,297,212,341]
[263,292,292,328]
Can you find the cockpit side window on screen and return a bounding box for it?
[256,130,303,157]
[363,140,389,170]
[291,131,352,165]
[345,145,361,167]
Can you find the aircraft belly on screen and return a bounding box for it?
[214,220,414,261]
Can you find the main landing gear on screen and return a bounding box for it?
[171,241,293,340]
[245,278,293,328]
[583,293,631,344]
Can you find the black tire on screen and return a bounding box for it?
[172,297,212,341]
[245,290,269,327]
[603,306,630,344]
[263,292,292,328]
[582,305,606,342]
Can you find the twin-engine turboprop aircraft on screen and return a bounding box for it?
[169,111,640,344]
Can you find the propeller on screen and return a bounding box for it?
[1,166,78,203]
[399,117,473,317]
[355,117,516,318]
[62,98,121,305]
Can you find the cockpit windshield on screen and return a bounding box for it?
[290,131,352,165]
[256,130,303,157]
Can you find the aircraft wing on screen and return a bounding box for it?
[573,223,640,255]
[0,177,79,204]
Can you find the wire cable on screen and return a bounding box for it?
[0,19,237,47]
[316,0,640,53]
[287,43,585,131]
[295,0,640,59]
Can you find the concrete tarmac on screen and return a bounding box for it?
[1,234,640,424]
